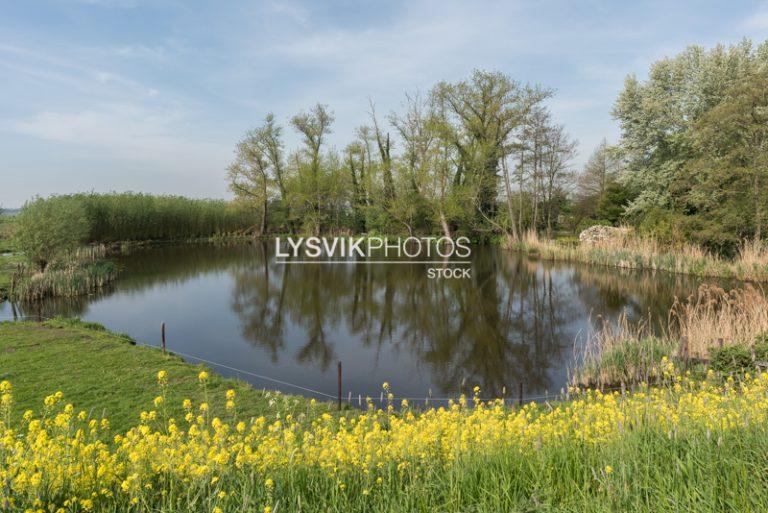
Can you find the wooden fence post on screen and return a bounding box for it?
[161,322,166,354]
[337,361,342,411]
[678,336,689,370]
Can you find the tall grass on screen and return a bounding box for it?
[24,193,255,243]
[670,284,768,357]
[574,312,668,387]
[510,230,768,281]
[574,284,768,386]
[10,245,117,300]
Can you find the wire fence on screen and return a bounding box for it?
[0,314,631,408]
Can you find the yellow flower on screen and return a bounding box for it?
[183,398,192,410]
[154,396,164,407]
[226,389,236,400]
[263,506,272,513]
[264,478,274,490]
[157,370,167,383]
[605,465,614,474]
[198,371,209,382]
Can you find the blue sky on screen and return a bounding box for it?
[2,0,767,207]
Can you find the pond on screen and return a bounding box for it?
[0,243,722,403]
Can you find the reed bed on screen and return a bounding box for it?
[671,284,768,357]
[10,245,117,301]
[574,284,768,387]
[22,193,255,243]
[510,230,768,281]
[3,368,768,512]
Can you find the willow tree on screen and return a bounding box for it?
[435,71,551,228]
[290,104,334,235]
[227,130,272,235]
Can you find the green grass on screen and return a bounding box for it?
[0,318,334,431]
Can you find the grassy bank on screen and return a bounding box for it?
[574,284,768,387]
[510,230,768,282]
[0,319,331,432]
[2,336,768,512]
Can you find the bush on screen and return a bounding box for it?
[14,196,89,271]
[709,335,768,373]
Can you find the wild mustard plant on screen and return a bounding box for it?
[3,365,768,511]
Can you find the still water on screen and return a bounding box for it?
[0,243,718,402]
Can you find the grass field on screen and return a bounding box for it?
[0,319,333,432]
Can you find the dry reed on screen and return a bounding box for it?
[670,284,768,358]
[509,231,768,281]
[574,284,768,386]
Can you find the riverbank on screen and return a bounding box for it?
[509,231,768,282]
[2,322,768,511]
[0,318,333,431]
[573,283,768,387]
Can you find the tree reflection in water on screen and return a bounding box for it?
[231,244,598,398]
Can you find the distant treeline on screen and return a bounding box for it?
[227,40,768,254]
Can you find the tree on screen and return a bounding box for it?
[15,196,89,271]
[369,100,396,205]
[227,128,272,235]
[541,124,577,237]
[613,39,768,220]
[436,71,552,226]
[683,71,768,249]
[291,104,334,234]
[574,140,622,223]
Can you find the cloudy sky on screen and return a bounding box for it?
[2,0,767,207]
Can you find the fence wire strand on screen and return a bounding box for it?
[0,315,631,405]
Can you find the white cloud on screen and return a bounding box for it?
[742,5,768,30]
[12,104,227,168]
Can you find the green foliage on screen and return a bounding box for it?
[15,196,90,271]
[10,257,118,301]
[613,39,768,252]
[17,193,254,246]
[636,207,686,244]
[709,337,768,373]
[227,70,577,238]
[595,180,633,225]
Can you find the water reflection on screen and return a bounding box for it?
[1,243,725,401]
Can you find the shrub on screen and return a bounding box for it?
[14,196,89,271]
[709,335,768,373]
